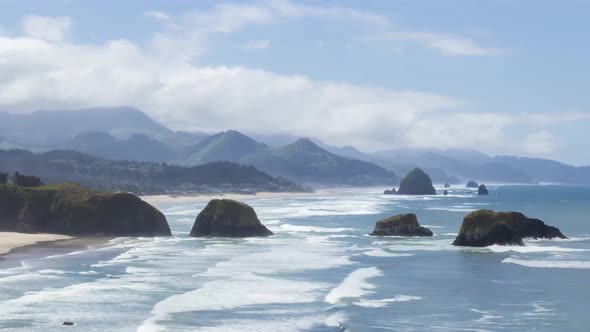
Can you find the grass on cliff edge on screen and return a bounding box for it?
[0,183,117,206]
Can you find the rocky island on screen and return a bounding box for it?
[189,199,273,237]
[370,213,433,237]
[466,181,479,188]
[0,182,171,236]
[397,168,436,195]
[478,184,489,195]
[452,209,566,246]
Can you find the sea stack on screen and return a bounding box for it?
[0,183,171,236]
[370,213,433,237]
[444,183,451,188]
[189,199,273,237]
[452,209,566,247]
[397,168,436,195]
[383,188,397,195]
[478,184,489,195]
[443,190,448,195]
[466,181,479,188]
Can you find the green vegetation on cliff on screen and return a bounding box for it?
[0,183,171,236]
[453,209,566,247]
[189,199,273,237]
[370,213,433,237]
[0,149,306,195]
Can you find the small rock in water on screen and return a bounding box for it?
[370,213,433,237]
[62,321,74,326]
[478,184,489,195]
[443,190,448,195]
[383,188,396,195]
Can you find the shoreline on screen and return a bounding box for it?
[0,232,74,257]
[141,188,345,204]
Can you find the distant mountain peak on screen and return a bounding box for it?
[289,137,326,152]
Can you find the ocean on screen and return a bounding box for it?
[0,185,589,331]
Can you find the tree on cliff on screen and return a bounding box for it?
[13,172,44,187]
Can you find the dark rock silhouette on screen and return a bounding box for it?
[0,183,171,236]
[443,190,448,195]
[397,168,436,195]
[383,188,397,195]
[453,209,566,247]
[478,184,489,195]
[466,181,479,188]
[190,199,273,237]
[444,183,451,188]
[370,213,433,237]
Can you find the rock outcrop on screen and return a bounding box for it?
[444,183,451,188]
[466,181,479,188]
[478,184,489,195]
[383,188,397,195]
[190,199,273,237]
[370,213,433,237]
[452,209,566,247]
[443,190,448,195]
[397,168,436,195]
[0,183,171,236]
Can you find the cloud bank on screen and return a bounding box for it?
[0,1,578,157]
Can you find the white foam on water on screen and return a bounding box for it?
[353,295,422,308]
[146,314,329,332]
[485,244,587,253]
[199,243,352,277]
[279,224,355,233]
[375,239,460,252]
[358,249,414,258]
[421,225,444,229]
[0,273,61,284]
[529,236,590,243]
[324,267,382,304]
[325,311,348,327]
[139,273,328,332]
[258,197,385,219]
[502,257,590,269]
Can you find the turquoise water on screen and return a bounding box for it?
[0,185,589,331]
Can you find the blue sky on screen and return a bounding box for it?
[1,0,589,164]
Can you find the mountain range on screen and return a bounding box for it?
[1,107,589,185]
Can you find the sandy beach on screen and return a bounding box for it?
[0,232,73,256]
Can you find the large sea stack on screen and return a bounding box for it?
[370,213,433,237]
[0,183,171,236]
[397,168,436,195]
[190,199,273,237]
[466,181,479,188]
[453,209,566,247]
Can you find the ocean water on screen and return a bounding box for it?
[0,185,589,331]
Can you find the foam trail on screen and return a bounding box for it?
[354,295,422,308]
[325,267,382,304]
[503,257,590,269]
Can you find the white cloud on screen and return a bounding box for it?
[144,11,171,21]
[242,39,271,50]
[379,31,509,56]
[522,131,560,156]
[21,15,71,42]
[148,0,506,58]
[0,10,566,157]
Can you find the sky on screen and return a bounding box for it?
[0,0,589,165]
